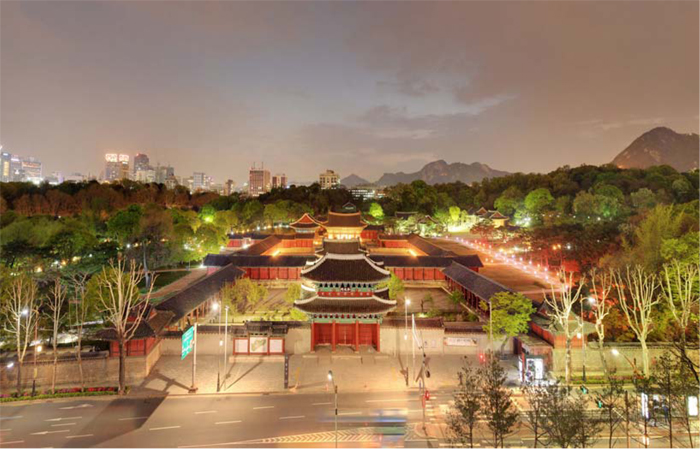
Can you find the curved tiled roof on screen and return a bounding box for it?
[407,234,455,256]
[301,254,390,282]
[318,239,363,255]
[241,235,282,255]
[368,255,483,268]
[322,211,367,228]
[290,213,321,229]
[295,297,396,314]
[442,261,512,302]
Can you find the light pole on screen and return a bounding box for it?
[32,344,42,396]
[580,296,595,382]
[404,298,411,385]
[213,301,221,392]
[328,370,338,448]
[223,305,229,388]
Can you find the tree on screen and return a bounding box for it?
[539,382,600,448]
[447,359,482,448]
[220,278,268,316]
[480,353,519,447]
[420,293,434,314]
[91,260,154,394]
[613,266,660,375]
[284,283,301,305]
[449,289,464,305]
[523,384,548,448]
[368,202,384,222]
[661,260,700,381]
[544,270,584,384]
[481,292,534,354]
[594,376,625,448]
[0,272,39,394]
[46,276,68,394]
[68,272,94,391]
[589,268,614,378]
[379,273,404,301]
[524,188,554,219]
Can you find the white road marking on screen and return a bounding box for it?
[59,404,93,410]
[365,399,417,403]
[0,416,22,421]
[338,411,362,416]
[118,416,149,421]
[252,406,274,410]
[44,416,81,422]
[0,429,11,432]
[279,415,305,420]
[149,426,181,431]
[31,430,70,435]
[312,402,331,406]
[194,410,217,415]
[66,434,93,439]
[51,423,77,427]
[0,440,23,445]
[215,421,242,425]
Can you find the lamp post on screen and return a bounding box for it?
[32,344,42,396]
[580,296,595,382]
[213,301,221,392]
[404,298,411,385]
[223,305,229,389]
[328,370,338,448]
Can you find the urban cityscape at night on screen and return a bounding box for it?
[0,1,698,448]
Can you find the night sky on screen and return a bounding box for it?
[1,1,698,185]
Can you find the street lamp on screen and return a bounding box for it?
[213,301,221,392]
[404,298,411,386]
[223,305,229,388]
[328,370,338,448]
[33,344,42,396]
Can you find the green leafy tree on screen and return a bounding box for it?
[481,292,535,353]
[524,188,554,219]
[284,283,301,305]
[368,202,385,221]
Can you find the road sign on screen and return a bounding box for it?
[182,326,195,360]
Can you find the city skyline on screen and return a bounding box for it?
[2,1,697,186]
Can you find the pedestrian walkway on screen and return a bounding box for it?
[132,351,523,396]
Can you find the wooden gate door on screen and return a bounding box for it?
[336,324,355,346]
[316,323,333,345]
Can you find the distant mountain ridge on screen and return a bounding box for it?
[375,160,510,186]
[340,174,370,188]
[612,127,699,171]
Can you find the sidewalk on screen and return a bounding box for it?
[132,350,523,396]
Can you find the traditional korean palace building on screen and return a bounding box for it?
[295,239,395,351]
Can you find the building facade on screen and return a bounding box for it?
[104,153,130,181]
[319,169,340,189]
[249,166,271,197]
[272,173,287,190]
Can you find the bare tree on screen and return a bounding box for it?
[613,266,660,376]
[0,273,39,395]
[93,260,154,394]
[46,277,68,394]
[594,375,625,448]
[589,268,614,378]
[69,272,92,391]
[544,270,585,384]
[523,383,547,448]
[661,260,700,381]
[447,359,482,448]
[481,353,519,448]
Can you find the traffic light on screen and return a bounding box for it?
[478,353,486,364]
[580,385,589,394]
[424,390,431,401]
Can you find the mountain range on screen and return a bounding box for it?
[611,127,699,171]
[373,160,510,186]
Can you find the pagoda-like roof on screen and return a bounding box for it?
[316,239,365,255]
[322,211,367,229]
[301,253,390,283]
[290,213,321,229]
[489,211,508,220]
[295,293,395,315]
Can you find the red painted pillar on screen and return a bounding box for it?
[375,322,380,352]
[354,320,359,352]
[331,321,337,352]
[311,322,316,352]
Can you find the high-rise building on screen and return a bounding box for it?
[18,156,42,183]
[272,173,287,190]
[104,153,130,181]
[224,179,236,195]
[155,165,175,184]
[133,153,150,176]
[135,167,156,183]
[1,151,24,182]
[192,172,212,192]
[249,165,271,197]
[319,169,340,189]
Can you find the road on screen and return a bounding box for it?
[0,390,445,448]
[2,389,693,448]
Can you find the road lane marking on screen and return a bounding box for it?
[279,415,305,420]
[31,430,70,435]
[66,434,93,439]
[365,399,418,403]
[0,429,11,432]
[0,440,23,445]
[338,411,361,416]
[51,423,77,427]
[0,417,22,421]
[150,426,181,431]
[252,406,274,410]
[118,416,149,421]
[312,402,331,406]
[194,410,217,415]
[59,404,93,410]
[44,416,81,422]
[215,421,241,425]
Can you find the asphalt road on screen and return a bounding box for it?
[0,389,447,448]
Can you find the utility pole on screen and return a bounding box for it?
[223,306,229,389]
[190,323,198,393]
[328,370,338,448]
[215,302,221,392]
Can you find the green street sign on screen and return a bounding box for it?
[181,326,195,360]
